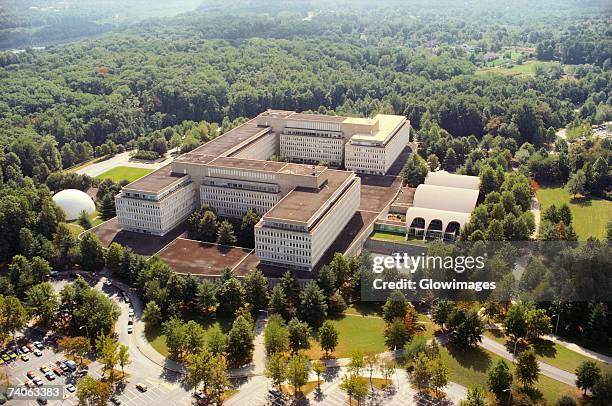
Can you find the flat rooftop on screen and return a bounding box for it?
[264,170,354,223]
[350,114,407,144]
[187,119,270,158]
[209,156,326,176]
[122,165,187,193]
[288,112,347,123]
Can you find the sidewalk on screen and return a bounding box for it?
[543,334,612,364]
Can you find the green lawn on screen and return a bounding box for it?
[96,166,153,183]
[65,211,104,236]
[370,231,428,246]
[440,344,580,404]
[477,60,559,77]
[146,312,233,358]
[305,313,387,359]
[484,331,612,375]
[536,186,611,240]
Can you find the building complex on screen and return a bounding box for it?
[116,110,410,271]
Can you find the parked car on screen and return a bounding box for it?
[64,360,77,371]
[39,364,50,374]
[50,270,59,277]
[110,396,122,405]
[33,349,42,357]
[8,352,16,361]
[127,319,133,325]
[128,308,134,316]
[27,370,36,379]
[104,280,112,286]
[65,384,76,393]
[127,325,133,334]
[33,341,43,350]
[135,383,148,392]
[45,371,55,381]
[21,346,30,353]
[194,391,206,400]
[52,367,63,376]
[20,354,30,362]
[26,343,35,351]
[36,398,48,405]
[33,377,43,386]
[0,353,9,362]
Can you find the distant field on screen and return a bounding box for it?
[370,231,428,246]
[536,186,611,240]
[96,166,153,183]
[477,60,560,77]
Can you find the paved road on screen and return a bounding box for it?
[479,335,577,387]
[74,149,177,177]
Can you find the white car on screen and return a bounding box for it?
[127,325,133,334]
[103,280,112,286]
[65,384,76,393]
[33,349,42,357]
[128,308,134,316]
[21,346,30,353]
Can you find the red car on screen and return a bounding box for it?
[52,367,63,376]
[27,370,36,379]
[26,343,35,351]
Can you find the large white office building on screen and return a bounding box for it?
[115,109,411,270]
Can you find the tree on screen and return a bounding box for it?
[79,233,105,271]
[340,373,369,406]
[240,208,260,247]
[443,148,458,172]
[287,318,311,353]
[587,303,608,345]
[401,153,429,187]
[265,352,288,390]
[207,326,228,356]
[0,296,27,344]
[555,395,577,406]
[429,357,449,398]
[566,170,586,198]
[384,318,410,350]
[318,320,339,356]
[503,303,528,340]
[243,270,268,311]
[269,284,291,320]
[515,349,539,389]
[447,308,484,350]
[264,315,289,355]
[25,282,59,325]
[427,154,440,171]
[382,290,407,323]
[163,318,187,360]
[95,332,119,382]
[365,353,379,389]
[526,308,552,340]
[487,359,513,401]
[186,348,213,395]
[216,220,237,245]
[117,344,130,378]
[227,315,254,366]
[196,279,218,312]
[380,358,396,386]
[57,336,91,367]
[431,300,454,332]
[184,320,207,357]
[76,376,113,406]
[99,193,116,220]
[142,301,162,331]
[105,243,123,274]
[209,355,230,404]
[591,372,612,406]
[348,350,366,376]
[286,353,310,396]
[280,271,301,309]
[412,353,432,391]
[299,281,328,327]
[198,210,218,242]
[77,209,92,229]
[575,360,601,395]
[316,265,336,297]
[216,277,245,316]
[459,386,487,406]
[404,335,428,366]
[312,360,326,388]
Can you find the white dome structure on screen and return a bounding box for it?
[52,189,96,221]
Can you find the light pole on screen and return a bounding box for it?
[79,325,90,341]
[503,388,512,405]
[554,313,561,336]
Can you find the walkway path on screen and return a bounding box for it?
[478,335,577,387]
[542,334,612,364]
[530,194,541,239]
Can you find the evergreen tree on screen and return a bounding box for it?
[299,281,328,327]
[382,290,407,323]
[401,153,429,187]
[99,193,116,220]
[216,220,237,245]
[487,359,513,401]
[280,271,301,309]
[268,284,292,320]
[243,270,268,311]
[79,233,105,271]
[443,148,458,172]
[240,208,260,247]
[216,277,245,316]
[227,316,255,366]
[77,210,92,229]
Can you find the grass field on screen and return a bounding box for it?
[536,186,611,239]
[440,344,580,404]
[305,313,387,360]
[96,166,153,183]
[65,211,104,236]
[147,312,233,358]
[477,60,561,77]
[484,331,612,375]
[370,231,428,246]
